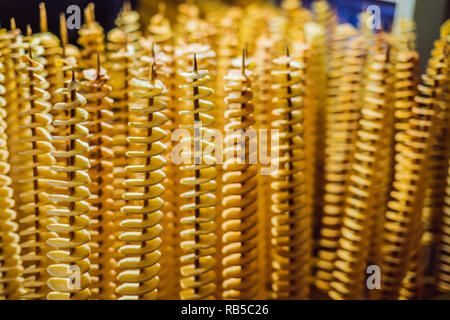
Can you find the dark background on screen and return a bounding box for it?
[0,0,137,42]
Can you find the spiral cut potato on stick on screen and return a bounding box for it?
[0,48,23,300]
[7,25,44,209]
[380,48,426,300]
[1,21,20,146]
[176,43,221,300]
[215,8,242,130]
[429,36,450,295]
[270,47,311,300]
[422,39,450,291]
[106,28,136,230]
[81,61,116,299]
[35,3,63,103]
[221,51,259,299]
[329,39,393,300]
[46,70,92,300]
[105,30,140,287]
[366,41,396,286]
[50,16,81,158]
[0,25,20,201]
[221,51,257,299]
[175,0,204,46]
[399,39,448,299]
[254,34,276,299]
[176,44,216,93]
[392,50,419,141]
[145,3,181,299]
[304,21,327,244]
[173,39,220,301]
[175,46,218,298]
[15,50,56,300]
[317,25,350,292]
[317,32,365,293]
[178,55,218,300]
[116,1,142,51]
[312,0,337,50]
[78,4,105,70]
[35,6,66,151]
[116,64,167,300]
[238,4,272,57]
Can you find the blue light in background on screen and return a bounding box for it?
[298,0,396,31]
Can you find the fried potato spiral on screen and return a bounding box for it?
[81,66,116,299]
[329,42,391,300]
[0,47,23,300]
[15,53,56,300]
[117,72,167,300]
[221,61,259,299]
[178,58,218,300]
[270,50,311,299]
[46,72,92,300]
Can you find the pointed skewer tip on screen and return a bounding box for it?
[124,1,131,12]
[60,13,69,50]
[242,48,246,74]
[151,63,156,81]
[97,53,101,74]
[193,53,198,72]
[158,2,166,14]
[39,2,48,32]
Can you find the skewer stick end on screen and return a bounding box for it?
[124,1,131,12]
[158,2,166,14]
[60,13,68,47]
[193,53,198,72]
[242,48,246,75]
[151,42,155,59]
[151,62,156,81]
[10,18,16,30]
[97,52,101,75]
[39,2,48,32]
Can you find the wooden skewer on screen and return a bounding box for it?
[10,18,16,31]
[59,13,68,52]
[158,2,166,14]
[97,52,101,76]
[85,6,93,24]
[124,1,131,12]
[151,62,156,82]
[39,2,48,33]
[151,42,155,60]
[242,48,246,75]
[88,3,96,22]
